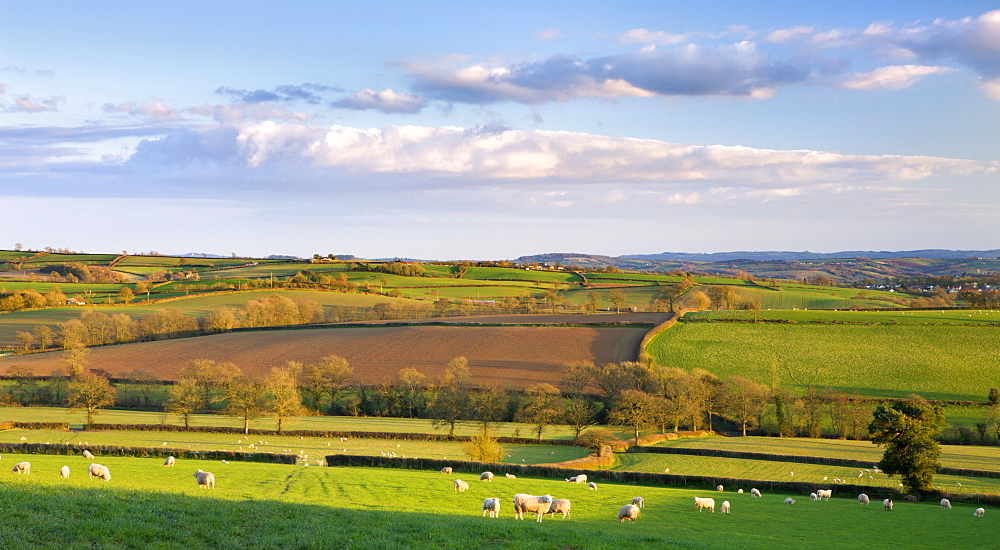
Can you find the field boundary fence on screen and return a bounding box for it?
[0,442,297,463]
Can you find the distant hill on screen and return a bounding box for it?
[624,249,1000,262]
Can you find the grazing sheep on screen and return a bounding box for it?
[810,493,819,501]
[816,489,832,501]
[737,488,743,494]
[784,498,795,505]
[480,471,494,482]
[940,498,952,510]
[505,473,516,479]
[631,496,644,508]
[694,497,716,512]
[546,499,571,519]
[440,466,452,474]
[164,456,175,468]
[858,493,870,505]
[974,508,985,517]
[566,474,588,484]
[88,463,111,481]
[11,462,30,475]
[716,484,724,492]
[721,501,731,513]
[82,450,94,459]
[60,466,70,478]
[193,469,215,489]
[883,498,893,511]
[454,479,470,492]
[482,498,501,518]
[618,504,640,523]
[750,488,761,498]
[588,482,598,490]
[511,493,553,522]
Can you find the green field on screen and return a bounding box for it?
[685,308,1000,324]
[647,321,1000,401]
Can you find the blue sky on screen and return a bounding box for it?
[1,1,998,259]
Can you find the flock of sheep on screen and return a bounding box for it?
[4,450,216,489]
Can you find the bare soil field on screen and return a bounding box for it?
[0,324,651,388]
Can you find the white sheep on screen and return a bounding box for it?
[940,498,951,510]
[810,493,819,501]
[618,504,640,523]
[587,482,598,490]
[716,484,724,492]
[784,498,795,505]
[816,489,832,501]
[566,474,588,484]
[11,462,30,475]
[858,493,870,505]
[60,466,70,478]
[631,496,644,508]
[505,473,516,479]
[193,469,215,489]
[546,498,571,519]
[482,498,501,518]
[480,471,494,482]
[164,456,176,468]
[454,479,470,492]
[883,498,893,511]
[721,500,731,513]
[737,488,743,494]
[82,450,94,459]
[512,493,553,522]
[974,508,985,517]
[440,466,452,474]
[750,488,761,498]
[88,463,111,481]
[694,497,716,512]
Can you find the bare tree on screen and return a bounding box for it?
[222,376,268,434]
[609,389,659,443]
[165,377,202,428]
[429,357,472,437]
[265,364,305,434]
[300,355,353,414]
[516,383,563,441]
[722,376,770,436]
[66,372,117,426]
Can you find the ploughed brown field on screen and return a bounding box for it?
[0,313,668,388]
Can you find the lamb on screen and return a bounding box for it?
[810,493,819,501]
[883,498,893,511]
[721,500,731,513]
[716,484,724,492]
[784,498,795,505]
[940,498,951,510]
[737,488,743,494]
[11,462,30,475]
[505,473,516,479]
[694,497,716,512]
[440,466,452,474]
[164,456,176,468]
[88,463,111,481]
[566,474,588,484]
[454,479,470,492]
[750,488,761,498]
[82,450,94,459]
[816,489,832,501]
[618,504,640,523]
[193,469,215,489]
[60,466,70,478]
[631,496,644,508]
[482,498,501,518]
[546,498,571,519]
[587,482,598,490]
[512,493,553,522]
[974,508,985,517]
[480,471,494,482]
[858,493,870,505]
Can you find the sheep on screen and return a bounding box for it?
[618,504,640,523]
[482,498,501,518]
[11,462,30,475]
[721,500,731,513]
[546,499,571,519]
[716,484,724,492]
[566,474,588,484]
[88,463,111,481]
[60,466,70,478]
[505,473,516,479]
[164,456,176,468]
[694,497,716,512]
[940,498,952,510]
[193,469,215,489]
[480,471,494,482]
[440,467,452,474]
[82,450,94,459]
[784,498,795,505]
[750,488,761,498]
[974,508,985,517]
[587,482,598,490]
[810,493,819,501]
[883,498,893,511]
[816,489,832,501]
[858,493,870,505]
[631,496,644,508]
[454,479,470,492]
[737,488,743,494]
[512,494,553,522]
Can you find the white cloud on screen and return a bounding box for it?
[102,100,177,120]
[840,65,953,90]
[332,88,426,113]
[9,95,61,113]
[619,28,690,45]
[534,28,561,41]
[764,26,815,43]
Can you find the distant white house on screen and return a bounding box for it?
[67,297,86,305]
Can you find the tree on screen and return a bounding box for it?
[516,383,563,441]
[33,325,54,350]
[222,376,269,434]
[722,376,770,436]
[395,367,427,418]
[177,359,241,411]
[429,357,472,437]
[117,286,135,304]
[472,386,509,434]
[988,387,999,406]
[607,290,628,313]
[464,430,505,463]
[265,365,305,434]
[869,398,946,494]
[6,365,36,405]
[584,292,600,312]
[576,428,620,455]
[165,377,203,428]
[66,372,117,426]
[609,389,658,443]
[564,397,602,438]
[299,355,353,414]
[62,346,91,377]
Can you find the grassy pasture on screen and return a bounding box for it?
[685,309,1000,324]
[462,266,583,284]
[22,253,118,265]
[647,322,1000,401]
[0,456,991,549]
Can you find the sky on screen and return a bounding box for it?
[1,1,998,260]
